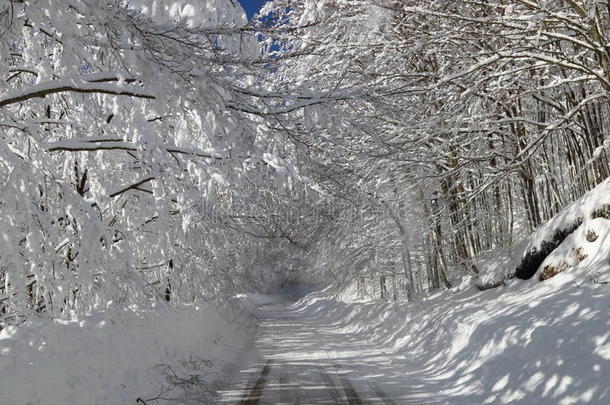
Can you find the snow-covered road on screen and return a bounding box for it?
[215,301,445,404]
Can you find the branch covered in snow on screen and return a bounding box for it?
[46,138,226,160]
[0,77,155,108]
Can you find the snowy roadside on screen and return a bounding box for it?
[0,300,255,405]
[294,276,610,404]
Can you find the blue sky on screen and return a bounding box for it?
[237,0,268,19]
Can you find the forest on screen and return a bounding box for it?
[1,1,610,404]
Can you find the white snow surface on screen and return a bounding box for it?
[281,278,610,404]
[537,217,610,281]
[522,177,610,252]
[478,176,610,285]
[0,302,250,405]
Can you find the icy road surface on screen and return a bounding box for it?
[215,301,446,404]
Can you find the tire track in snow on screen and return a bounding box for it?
[239,359,273,404]
[318,367,345,403]
[368,383,397,405]
[339,376,364,405]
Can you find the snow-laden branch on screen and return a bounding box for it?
[440,50,610,92]
[109,176,155,198]
[227,96,353,116]
[464,91,608,207]
[439,55,501,85]
[45,138,226,159]
[0,74,155,108]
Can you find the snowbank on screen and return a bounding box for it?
[523,178,610,254]
[479,177,610,285]
[0,302,252,405]
[295,278,610,404]
[537,217,610,281]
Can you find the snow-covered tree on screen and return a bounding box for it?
[0,0,311,324]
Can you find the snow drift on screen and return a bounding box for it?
[295,278,610,404]
[0,302,252,405]
[478,176,610,286]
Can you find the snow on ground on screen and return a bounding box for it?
[478,176,610,285]
[292,275,610,404]
[536,217,610,281]
[234,292,289,307]
[0,301,252,405]
[522,177,610,254]
[215,176,610,403]
[4,174,609,405]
